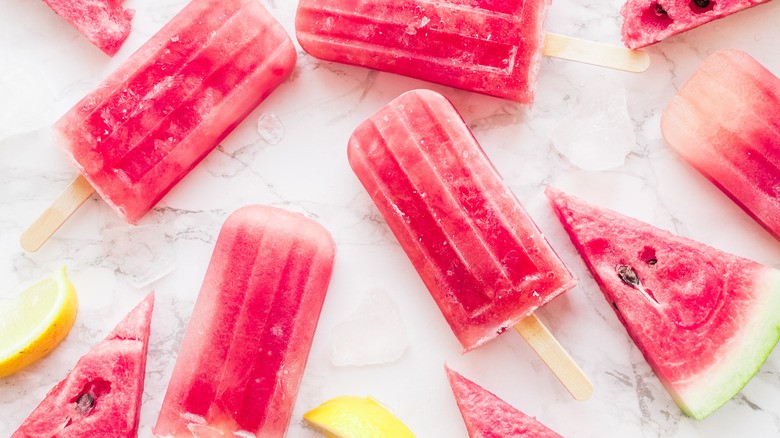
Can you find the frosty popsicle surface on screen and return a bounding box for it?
[54,0,296,225]
[153,205,336,437]
[347,89,577,351]
[296,0,551,103]
[661,50,780,241]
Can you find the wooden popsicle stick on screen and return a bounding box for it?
[543,32,650,73]
[20,175,96,252]
[514,312,593,401]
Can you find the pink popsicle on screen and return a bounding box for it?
[348,90,590,399]
[349,89,576,351]
[154,206,336,437]
[54,0,295,225]
[661,49,780,241]
[296,0,551,103]
[296,0,650,104]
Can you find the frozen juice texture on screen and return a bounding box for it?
[54,0,296,224]
[348,89,576,351]
[661,50,780,240]
[296,0,551,103]
[153,206,336,437]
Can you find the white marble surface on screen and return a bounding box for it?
[2,0,780,436]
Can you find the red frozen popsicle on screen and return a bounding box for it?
[154,205,336,437]
[22,0,296,251]
[348,89,591,400]
[296,0,650,103]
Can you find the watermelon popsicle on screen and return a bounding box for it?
[661,49,780,241]
[296,0,650,104]
[154,205,336,437]
[348,89,591,400]
[21,0,296,252]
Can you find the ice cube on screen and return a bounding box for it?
[551,80,636,171]
[256,112,285,145]
[0,61,53,141]
[330,289,409,366]
[101,224,176,288]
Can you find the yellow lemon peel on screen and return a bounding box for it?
[304,395,416,438]
[0,267,78,378]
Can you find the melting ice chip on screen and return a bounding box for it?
[551,81,636,171]
[101,224,176,288]
[256,112,285,145]
[330,289,409,366]
[0,61,53,142]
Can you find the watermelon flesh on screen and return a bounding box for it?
[620,0,772,49]
[11,292,154,437]
[661,49,780,242]
[41,0,135,56]
[545,187,780,419]
[445,365,563,437]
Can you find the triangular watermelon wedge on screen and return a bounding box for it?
[445,365,564,437]
[12,292,154,437]
[41,0,134,56]
[619,0,772,49]
[545,187,780,420]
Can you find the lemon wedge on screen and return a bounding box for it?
[304,395,416,438]
[0,267,78,378]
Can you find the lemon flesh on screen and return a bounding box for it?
[0,267,78,378]
[304,395,416,438]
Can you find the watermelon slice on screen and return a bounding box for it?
[620,0,772,49]
[661,49,780,242]
[11,292,154,437]
[445,365,564,437]
[41,0,135,56]
[545,187,780,420]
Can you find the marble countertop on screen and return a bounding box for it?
[2,0,780,436]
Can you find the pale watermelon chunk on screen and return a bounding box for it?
[661,50,780,242]
[546,187,780,420]
[620,0,771,49]
[445,366,563,437]
[41,0,134,56]
[11,292,154,437]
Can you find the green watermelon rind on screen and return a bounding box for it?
[673,268,780,419]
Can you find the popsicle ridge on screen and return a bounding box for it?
[211,239,316,432]
[348,89,575,351]
[297,2,521,72]
[297,0,551,103]
[65,0,240,153]
[112,30,274,183]
[55,0,296,224]
[154,206,335,437]
[394,94,540,291]
[354,118,493,316]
